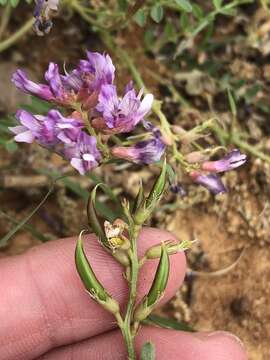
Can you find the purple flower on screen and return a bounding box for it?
[95,84,153,134]
[170,183,187,197]
[64,132,101,175]
[202,149,247,173]
[12,70,54,101]
[190,171,227,195]
[10,109,83,147]
[12,52,115,107]
[79,51,115,91]
[111,125,165,164]
[34,0,59,36]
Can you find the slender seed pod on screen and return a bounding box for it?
[146,244,170,306]
[75,232,120,314]
[133,245,170,323]
[145,239,194,259]
[87,184,110,250]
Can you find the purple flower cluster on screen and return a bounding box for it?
[11,51,164,174]
[190,150,247,194]
[12,52,115,107]
[10,109,100,175]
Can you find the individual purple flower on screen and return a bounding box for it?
[111,126,165,164]
[34,0,59,36]
[9,109,83,147]
[12,70,54,101]
[190,171,227,195]
[64,132,101,175]
[170,183,187,197]
[79,51,115,91]
[202,149,247,173]
[95,84,153,134]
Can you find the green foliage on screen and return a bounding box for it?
[0,0,32,7]
[174,0,193,12]
[134,8,147,27]
[150,4,164,23]
[144,314,194,332]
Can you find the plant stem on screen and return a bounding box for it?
[122,223,141,360]
[0,17,34,53]
[0,2,12,40]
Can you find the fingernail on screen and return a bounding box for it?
[193,330,245,350]
[206,331,245,349]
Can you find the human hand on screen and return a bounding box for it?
[0,228,247,360]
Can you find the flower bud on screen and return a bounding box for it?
[134,159,167,225]
[145,239,193,259]
[75,232,120,314]
[132,181,145,214]
[134,245,170,322]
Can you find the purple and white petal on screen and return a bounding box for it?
[191,171,227,195]
[12,69,54,101]
[45,63,64,99]
[202,149,247,173]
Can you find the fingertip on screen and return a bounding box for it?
[136,327,248,360]
[195,331,248,360]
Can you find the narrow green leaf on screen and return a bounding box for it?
[227,88,237,116]
[141,342,155,360]
[0,210,51,243]
[0,184,54,248]
[144,315,194,332]
[213,0,223,9]
[192,4,204,19]
[174,0,192,12]
[180,12,190,31]
[150,4,164,23]
[87,184,110,249]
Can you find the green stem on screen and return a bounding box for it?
[70,0,104,29]
[122,223,141,360]
[212,125,270,163]
[0,17,34,53]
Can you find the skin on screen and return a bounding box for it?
[0,228,247,360]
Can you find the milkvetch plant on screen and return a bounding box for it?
[9,50,247,358]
